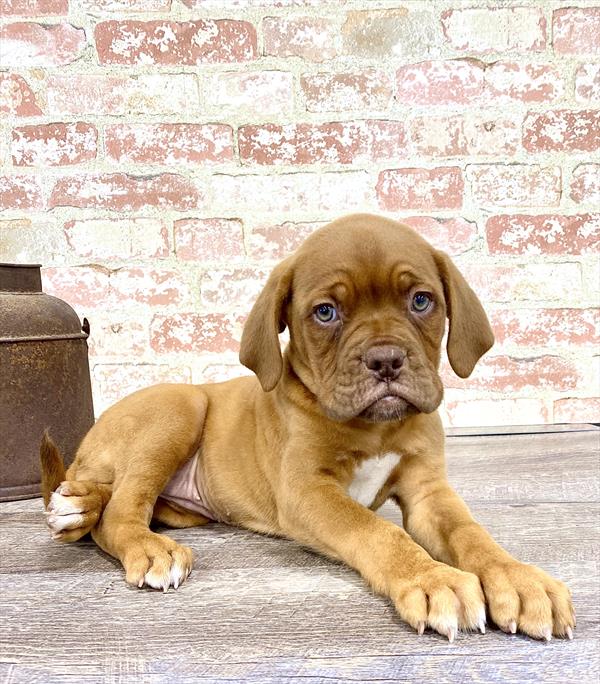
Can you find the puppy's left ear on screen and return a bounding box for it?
[434,251,494,378]
[239,257,294,392]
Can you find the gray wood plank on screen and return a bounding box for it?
[1,430,599,684]
[446,423,599,437]
[445,431,600,503]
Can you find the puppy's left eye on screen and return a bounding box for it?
[411,292,432,313]
[314,303,338,324]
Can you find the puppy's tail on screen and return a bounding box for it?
[40,430,66,507]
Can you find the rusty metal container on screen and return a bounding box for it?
[0,263,94,501]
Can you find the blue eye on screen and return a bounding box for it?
[314,303,338,324]
[412,292,432,313]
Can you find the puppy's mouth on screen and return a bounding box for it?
[358,389,419,423]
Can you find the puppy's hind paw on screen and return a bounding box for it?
[45,482,103,542]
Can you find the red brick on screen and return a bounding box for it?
[575,64,600,102]
[43,266,111,309]
[441,7,546,53]
[0,217,65,263]
[239,122,356,165]
[444,398,549,428]
[43,265,188,308]
[0,175,44,210]
[365,120,412,161]
[0,73,43,116]
[150,313,239,353]
[571,164,600,204]
[46,73,199,116]
[485,61,563,103]
[401,216,477,255]
[64,218,170,260]
[239,120,407,166]
[87,316,149,358]
[199,362,252,384]
[523,110,600,152]
[247,221,325,260]
[301,70,392,112]
[469,164,561,208]
[105,123,233,165]
[492,309,600,347]
[79,0,170,11]
[200,267,269,308]
[110,268,189,306]
[182,0,315,5]
[93,364,192,416]
[0,23,86,66]
[377,167,464,211]
[553,8,600,55]
[462,262,582,304]
[209,171,372,214]
[410,114,519,157]
[444,355,580,392]
[49,173,203,211]
[174,218,245,261]
[486,214,600,255]
[204,70,293,116]
[0,0,68,15]
[341,8,440,60]
[396,60,484,105]
[554,397,600,424]
[95,19,257,65]
[11,122,97,166]
[263,16,338,62]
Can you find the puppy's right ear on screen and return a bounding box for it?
[239,257,294,392]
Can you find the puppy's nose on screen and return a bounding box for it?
[364,345,405,380]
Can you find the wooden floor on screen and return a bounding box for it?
[1,426,599,684]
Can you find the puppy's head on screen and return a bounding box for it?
[240,214,493,423]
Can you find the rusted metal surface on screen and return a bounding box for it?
[0,264,94,501]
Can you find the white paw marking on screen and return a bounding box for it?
[47,512,85,532]
[478,606,487,634]
[347,452,401,507]
[429,613,459,641]
[170,563,187,590]
[143,558,189,591]
[48,492,84,515]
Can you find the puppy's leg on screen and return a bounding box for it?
[278,452,485,641]
[46,480,113,542]
[152,499,210,528]
[394,450,575,641]
[41,432,113,542]
[86,384,208,591]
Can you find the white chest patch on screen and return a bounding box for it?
[347,452,402,508]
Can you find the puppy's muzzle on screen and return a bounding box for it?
[364,345,406,381]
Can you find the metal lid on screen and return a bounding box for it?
[0,264,42,293]
[0,264,89,342]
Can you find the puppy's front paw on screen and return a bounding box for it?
[392,563,486,641]
[121,530,194,592]
[479,561,575,640]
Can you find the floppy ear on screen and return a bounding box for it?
[435,251,494,378]
[239,257,294,392]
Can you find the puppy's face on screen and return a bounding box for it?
[286,224,447,422]
[240,214,494,424]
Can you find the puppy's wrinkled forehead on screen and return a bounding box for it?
[292,214,439,298]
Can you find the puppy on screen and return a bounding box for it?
[41,214,574,642]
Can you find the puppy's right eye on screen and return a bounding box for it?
[314,303,338,324]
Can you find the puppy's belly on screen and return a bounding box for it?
[160,451,218,521]
[347,452,401,508]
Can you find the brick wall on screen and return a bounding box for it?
[0,0,598,427]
